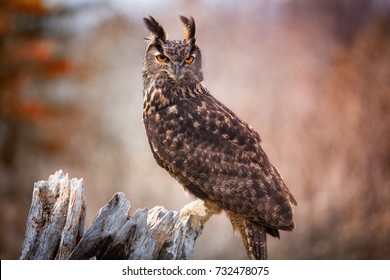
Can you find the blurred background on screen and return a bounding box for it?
[1,0,390,259]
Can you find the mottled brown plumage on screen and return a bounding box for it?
[142,16,297,259]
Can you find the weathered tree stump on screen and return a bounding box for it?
[20,170,204,260]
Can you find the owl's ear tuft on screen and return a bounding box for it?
[179,15,196,43]
[143,16,167,43]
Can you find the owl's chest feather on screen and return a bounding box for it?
[143,85,188,157]
[143,87,173,115]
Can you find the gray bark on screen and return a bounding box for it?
[20,170,203,260]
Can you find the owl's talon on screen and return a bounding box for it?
[180,199,222,224]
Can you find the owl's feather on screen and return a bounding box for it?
[144,84,296,233]
[143,16,167,42]
[227,211,268,259]
[179,15,196,41]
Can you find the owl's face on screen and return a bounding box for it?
[143,16,203,87]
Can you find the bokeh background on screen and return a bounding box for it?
[1,0,390,259]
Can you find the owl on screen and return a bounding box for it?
[142,16,297,259]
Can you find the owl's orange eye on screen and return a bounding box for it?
[156,54,168,62]
[185,56,194,64]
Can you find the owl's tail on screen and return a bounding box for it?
[227,212,269,260]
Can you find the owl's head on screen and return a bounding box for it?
[143,16,203,86]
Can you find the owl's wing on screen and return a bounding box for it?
[145,95,296,230]
[202,94,297,207]
[193,94,267,167]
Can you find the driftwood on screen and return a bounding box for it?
[20,170,204,260]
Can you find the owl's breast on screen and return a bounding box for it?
[143,101,194,187]
[143,86,190,150]
[143,87,172,115]
[144,102,186,157]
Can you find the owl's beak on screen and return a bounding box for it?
[175,65,182,80]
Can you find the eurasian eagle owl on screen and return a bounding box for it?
[142,15,297,259]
